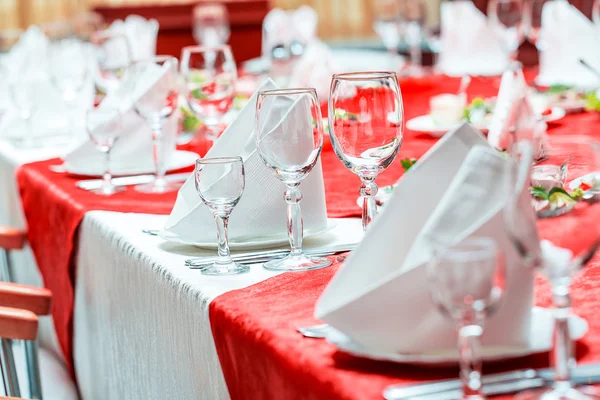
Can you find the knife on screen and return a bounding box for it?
[76,172,189,190]
[383,363,600,400]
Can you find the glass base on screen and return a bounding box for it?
[90,185,124,196]
[201,262,250,276]
[134,181,181,194]
[516,385,600,400]
[263,253,332,272]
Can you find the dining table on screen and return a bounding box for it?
[4,69,600,399]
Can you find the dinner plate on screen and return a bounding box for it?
[406,115,487,138]
[543,107,566,123]
[159,219,338,250]
[326,307,588,367]
[61,150,198,177]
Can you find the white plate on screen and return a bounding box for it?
[326,307,588,366]
[159,220,338,250]
[62,150,199,177]
[543,107,567,123]
[406,115,487,138]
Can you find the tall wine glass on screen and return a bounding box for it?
[427,237,505,399]
[373,0,405,71]
[329,71,403,231]
[130,55,180,193]
[181,45,237,143]
[488,0,526,62]
[193,3,231,46]
[85,107,123,195]
[400,0,427,76]
[505,137,600,400]
[90,30,132,95]
[255,88,332,272]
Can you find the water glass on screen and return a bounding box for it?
[427,237,505,399]
[505,137,600,400]
[194,157,248,276]
[130,55,180,194]
[193,3,231,46]
[254,88,332,272]
[180,45,237,143]
[329,71,404,231]
[90,30,132,95]
[86,108,123,195]
[373,0,405,70]
[488,0,525,61]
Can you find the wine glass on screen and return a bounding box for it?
[180,45,237,143]
[48,38,89,114]
[427,237,505,399]
[505,137,600,400]
[488,0,526,62]
[373,0,405,71]
[90,30,132,95]
[329,71,404,231]
[129,55,180,193]
[194,157,248,276]
[399,0,427,76]
[85,108,123,195]
[254,88,332,272]
[193,3,231,46]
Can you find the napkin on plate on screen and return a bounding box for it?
[316,123,537,353]
[488,66,547,153]
[537,1,600,88]
[437,1,509,76]
[164,79,329,244]
[63,62,178,175]
[106,15,158,62]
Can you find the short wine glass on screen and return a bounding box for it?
[129,55,180,193]
[194,157,248,276]
[192,3,231,46]
[488,0,526,62]
[427,237,505,399]
[85,108,123,195]
[505,137,600,400]
[90,30,132,95]
[180,45,237,144]
[254,88,332,272]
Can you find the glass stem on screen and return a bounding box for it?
[458,319,484,398]
[407,22,422,70]
[359,176,378,231]
[214,214,233,266]
[551,285,575,390]
[151,119,167,188]
[102,149,112,191]
[285,184,304,256]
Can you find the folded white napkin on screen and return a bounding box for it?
[107,15,158,62]
[438,2,509,76]
[164,79,329,243]
[63,62,178,174]
[316,124,537,353]
[537,1,600,88]
[488,66,547,151]
[289,40,334,102]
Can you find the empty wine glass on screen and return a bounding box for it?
[505,137,600,400]
[181,45,237,143]
[90,30,132,95]
[329,71,404,231]
[255,88,332,272]
[129,55,180,194]
[373,0,405,71]
[86,108,123,195]
[427,237,505,399]
[488,0,526,61]
[194,157,248,276]
[400,0,427,76]
[193,3,231,46]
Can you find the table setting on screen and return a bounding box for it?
[6,0,600,399]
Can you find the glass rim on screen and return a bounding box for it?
[332,71,397,81]
[181,44,232,55]
[438,237,497,263]
[259,87,317,97]
[196,156,243,165]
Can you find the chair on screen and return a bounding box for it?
[0,227,77,399]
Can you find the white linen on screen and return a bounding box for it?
[165,79,329,244]
[537,1,600,88]
[438,1,509,76]
[315,124,536,353]
[262,6,318,58]
[107,15,158,62]
[73,211,362,399]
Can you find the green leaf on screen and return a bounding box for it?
[191,89,209,100]
[547,84,572,94]
[585,91,600,112]
[400,158,417,172]
[188,70,208,84]
[531,186,550,200]
[182,115,202,132]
